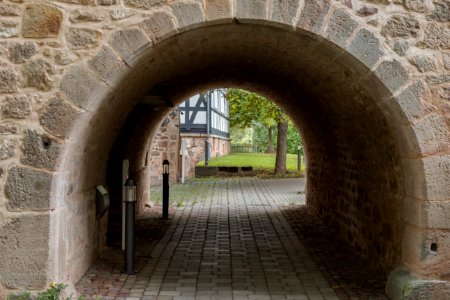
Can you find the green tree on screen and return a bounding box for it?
[226,89,295,174]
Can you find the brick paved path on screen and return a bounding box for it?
[77,178,387,299]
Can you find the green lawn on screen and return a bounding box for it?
[197,152,305,172]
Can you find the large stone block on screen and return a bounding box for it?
[171,1,204,29]
[393,81,435,124]
[67,27,102,50]
[373,60,409,95]
[57,0,92,4]
[60,65,109,111]
[0,69,18,93]
[418,23,450,49]
[297,0,331,33]
[0,20,18,38]
[0,214,49,289]
[2,94,31,119]
[124,0,164,9]
[236,0,268,21]
[205,0,232,22]
[88,46,126,86]
[0,3,21,16]
[109,28,151,64]
[404,155,450,201]
[386,268,450,300]
[21,129,60,171]
[22,59,53,91]
[5,166,52,211]
[69,9,106,23]
[346,28,384,68]
[40,96,79,138]
[142,11,177,43]
[8,42,37,64]
[22,4,63,38]
[271,0,300,25]
[381,15,420,38]
[324,9,358,47]
[411,114,450,155]
[423,201,450,229]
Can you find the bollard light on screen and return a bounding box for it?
[123,178,136,274]
[163,159,169,174]
[124,178,136,203]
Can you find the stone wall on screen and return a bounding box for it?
[148,110,180,187]
[181,134,231,179]
[0,0,448,297]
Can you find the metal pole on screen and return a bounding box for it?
[124,199,136,274]
[297,145,301,171]
[181,141,186,184]
[162,160,169,219]
[121,159,129,251]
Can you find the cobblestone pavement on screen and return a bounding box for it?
[76,178,388,299]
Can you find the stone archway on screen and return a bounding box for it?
[0,1,448,298]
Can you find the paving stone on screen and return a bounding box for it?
[76,178,388,299]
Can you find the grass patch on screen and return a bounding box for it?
[197,153,305,172]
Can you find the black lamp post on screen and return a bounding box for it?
[162,160,170,219]
[123,178,136,275]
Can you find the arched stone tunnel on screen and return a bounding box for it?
[0,1,448,298]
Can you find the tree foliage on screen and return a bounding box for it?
[226,89,287,128]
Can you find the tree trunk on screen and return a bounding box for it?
[275,121,288,175]
[266,126,274,153]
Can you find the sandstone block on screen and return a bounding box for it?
[325,9,358,47]
[2,95,31,119]
[427,0,449,21]
[142,11,177,43]
[426,74,450,85]
[394,81,435,123]
[408,55,437,72]
[70,10,106,23]
[67,27,102,50]
[110,9,136,20]
[381,15,420,38]
[109,28,151,64]
[54,50,75,66]
[423,201,450,229]
[373,60,409,94]
[57,0,91,4]
[0,123,18,135]
[418,23,450,49]
[0,20,18,38]
[412,114,450,155]
[8,42,37,64]
[444,53,450,70]
[40,97,79,138]
[5,167,52,211]
[236,0,268,21]
[22,4,63,38]
[0,69,18,93]
[271,0,300,24]
[22,59,53,91]
[404,155,450,201]
[205,0,232,22]
[98,0,118,4]
[346,29,383,68]
[21,129,60,170]
[88,45,126,86]
[171,1,204,29]
[60,65,109,110]
[0,214,49,289]
[0,3,20,16]
[124,0,164,9]
[356,6,378,16]
[297,0,331,33]
[0,137,17,159]
[404,0,429,13]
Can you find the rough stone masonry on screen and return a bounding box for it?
[0,0,448,299]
